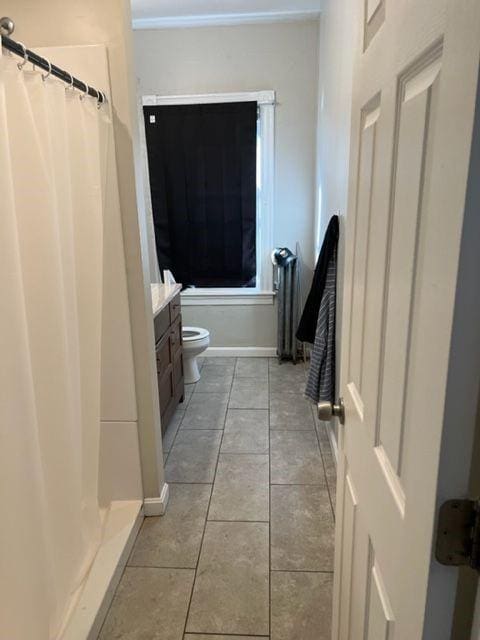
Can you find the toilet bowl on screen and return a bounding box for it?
[182,326,210,383]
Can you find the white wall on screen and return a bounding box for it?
[315,0,359,247]
[133,20,319,348]
[314,0,360,440]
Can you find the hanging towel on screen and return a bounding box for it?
[305,222,338,404]
[296,215,339,344]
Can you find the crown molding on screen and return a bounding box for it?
[132,9,321,30]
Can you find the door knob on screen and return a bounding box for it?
[317,397,345,424]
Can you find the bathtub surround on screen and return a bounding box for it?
[134,19,320,349]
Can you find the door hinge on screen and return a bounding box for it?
[435,499,480,570]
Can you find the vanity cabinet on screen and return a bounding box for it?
[154,292,184,435]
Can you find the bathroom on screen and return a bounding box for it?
[1,1,341,636]
[129,11,338,638]
[4,0,478,638]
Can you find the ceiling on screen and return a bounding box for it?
[131,0,322,29]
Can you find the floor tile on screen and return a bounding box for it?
[186,522,269,636]
[269,357,306,371]
[315,416,332,447]
[129,484,211,568]
[184,637,266,640]
[269,365,306,395]
[181,392,229,429]
[229,377,268,409]
[162,410,183,452]
[270,431,325,485]
[322,449,337,510]
[165,430,222,483]
[209,454,269,521]
[271,485,334,571]
[271,571,332,640]
[221,409,269,454]
[182,383,197,402]
[195,366,234,393]
[235,357,269,378]
[194,375,233,394]
[184,636,266,639]
[99,567,194,640]
[269,393,314,430]
[200,363,236,378]
[203,357,237,368]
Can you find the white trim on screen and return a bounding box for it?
[143,482,169,516]
[62,500,143,640]
[181,289,275,306]
[205,346,277,357]
[142,91,275,295]
[327,421,339,464]
[142,90,275,107]
[258,100,275,291]
[133,10,321,30]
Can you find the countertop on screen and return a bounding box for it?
[151,283,182,317]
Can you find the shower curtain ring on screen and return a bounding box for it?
[16,42,28,70]
[41,58,52,82]
[65,72,74,93]
[79,83,89,101]
[96,90,105,109]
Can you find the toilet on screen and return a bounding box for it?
[182,326,210,383]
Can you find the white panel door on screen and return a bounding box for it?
[333,1,480,638]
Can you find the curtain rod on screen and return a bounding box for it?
[0,17,107,105]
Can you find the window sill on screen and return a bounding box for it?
[181,289,276,306]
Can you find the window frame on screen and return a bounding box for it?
[141,90,275,306]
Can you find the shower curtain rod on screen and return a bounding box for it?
[0,33,107,104]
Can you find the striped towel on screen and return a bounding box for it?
[305,244,337,404]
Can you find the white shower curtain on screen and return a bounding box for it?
[0,48,110,639]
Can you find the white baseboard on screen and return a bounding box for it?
[143,482,169,516]
[204,347,277,358]
[327,421,339,464]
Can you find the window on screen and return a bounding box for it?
[142,91,275,305]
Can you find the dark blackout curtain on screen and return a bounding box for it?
[143,101,257,288]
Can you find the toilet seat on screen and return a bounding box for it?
[183,326,210,342]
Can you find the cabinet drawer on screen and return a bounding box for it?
[170,293,181,322]
[170,315,182,355]
[173,350,184,386]
[158,367,174,414]
[154,305,170,342]
[156,330,171,374]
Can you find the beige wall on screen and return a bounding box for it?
[3,0,165,497]
[133,20,320,348]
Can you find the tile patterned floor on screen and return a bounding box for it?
[99,357,337,640]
